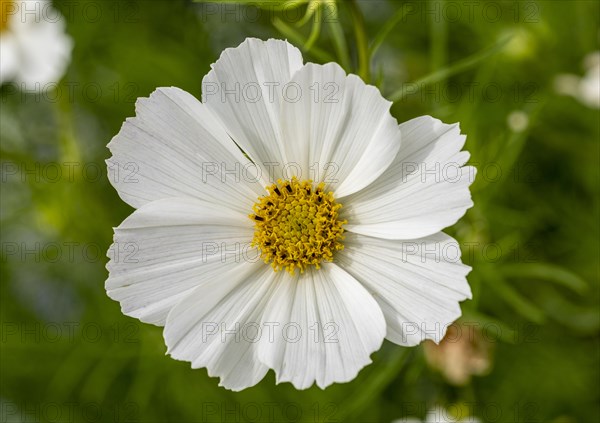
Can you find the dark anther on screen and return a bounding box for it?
[306,187,311,195]
[285,184,292,193]
[274,187,281,196]
[267,201,274,206]
[254,216,265,221]
[317,194,323,203]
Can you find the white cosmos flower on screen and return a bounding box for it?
[0,0,72,89]
[106,38,475,391]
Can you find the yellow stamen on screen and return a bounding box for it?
[250,177,347,275]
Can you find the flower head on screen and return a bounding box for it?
[250,177,347,274]
[106,38,476,391]
[0,0,72,89]
[553,50,600,109]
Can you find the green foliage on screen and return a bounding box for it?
[1,0,598,422]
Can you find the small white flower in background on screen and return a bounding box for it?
[578,51,600,109]
[106,38,475,391]
[393,405,481,423]
[0,0,72,90]
[507,110,529,133]
[554,51,600,109]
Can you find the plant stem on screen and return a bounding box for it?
[348,0,370,82]
[327,1,352,70]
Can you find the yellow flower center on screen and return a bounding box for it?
[250,177,347,274]
[0,0,13,33]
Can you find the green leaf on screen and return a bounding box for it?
[481,266,546,324]
[475,100,546,199]
[388,33,514,102]
[461,310,517,344]
[193,0,310,10]
[369,3,412,57]
[501,263,588,295]
[337,348,412,420]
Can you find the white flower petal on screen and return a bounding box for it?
[279,62,402,197]
[579,62,600,109]
[202,38,304,185]
[106,197,255,326]
[107,87,264,211]
[343,116,475,239]
[0,34,19,84]
[164,261,280,391]
[257,263,386,389]
[336,231,472,346]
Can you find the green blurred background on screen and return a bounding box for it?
[1,0,598,422]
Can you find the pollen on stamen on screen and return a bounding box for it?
[249,177,347,275]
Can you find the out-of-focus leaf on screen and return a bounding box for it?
[481,266,546,324]
[337,348,412,421]
[502,263,588,295]
[193,0,309,10]
[388,33,514,102]
[369,3,411,57]
[537,288,600,334]
[461,310,517,344]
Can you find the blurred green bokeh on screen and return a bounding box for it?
[1,0,598,422]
